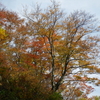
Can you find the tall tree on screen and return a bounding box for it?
[0,1,100,99]
[24,1,100,99]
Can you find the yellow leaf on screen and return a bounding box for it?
[0,27,6,39]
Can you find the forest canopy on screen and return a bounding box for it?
[0,1,100,100]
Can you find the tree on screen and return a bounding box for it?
[24,1,100,99]
[0,1,100,99]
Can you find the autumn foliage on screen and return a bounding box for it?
[0,1,100,100]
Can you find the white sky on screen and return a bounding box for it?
[1,0,100,18]
[0,0,100,97]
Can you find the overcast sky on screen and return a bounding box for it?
[1,0,100,18]
[0,0,100,97]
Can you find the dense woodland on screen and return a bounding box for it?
[0,1,100,100]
